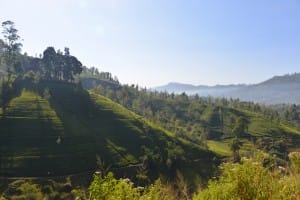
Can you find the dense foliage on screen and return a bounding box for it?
[0,21,83,82]
[193,152,300,200]
[2,151,299,199]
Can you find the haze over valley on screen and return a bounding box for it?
[156,73,300,104]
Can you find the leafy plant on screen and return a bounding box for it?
[193,151,300,200]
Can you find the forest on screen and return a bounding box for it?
[0,20,300,199]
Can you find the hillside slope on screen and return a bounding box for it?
[0,81,217,178]
[84,80,300,161]
[199,106,300,157]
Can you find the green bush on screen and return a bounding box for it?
[140,179,177,200]
[7,182,43,200]
[89,172,177,200]
[193,152,300,200]
[289,151,300,173]
[89,172,140,200]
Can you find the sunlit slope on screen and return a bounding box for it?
[201,105,300,139]
[0,82,216,177]
[201,105,300,156]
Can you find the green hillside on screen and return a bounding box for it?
[85,81,300,161]
[171,102,300,158]
[204,106,300,157]
[0,81,217,179]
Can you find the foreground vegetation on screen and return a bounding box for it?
[1,151,299,199]
[194,151,300,200]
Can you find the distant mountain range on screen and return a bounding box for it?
[155,73,300,105]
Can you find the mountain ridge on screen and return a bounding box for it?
[155,73,300,104]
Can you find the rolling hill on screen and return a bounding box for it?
[155,73,300,104]
[83,78,300,162]
[0,80,217,179]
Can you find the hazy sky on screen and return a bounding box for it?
[1,0,299,87]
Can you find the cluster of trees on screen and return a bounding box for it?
[0,20,83,82]
[216,98,300,125]
[0,20,85,114]
[41,47,82,82]
[81,66,119,84]
[272,104,300,124]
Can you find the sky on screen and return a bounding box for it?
[0,0,299,87]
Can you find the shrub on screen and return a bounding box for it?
[89,172,140,200]
[193,152,300,200]
[289,151,300,173]
[89,172,178,200]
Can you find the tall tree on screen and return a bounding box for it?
[55,49,64,80]
[0,21,22,116]
[232,116,248,138]
[42,47,56,80]
[0,39,4,64]
[62,48,82,82]
[69,55,82,79]
[1,20,23,79]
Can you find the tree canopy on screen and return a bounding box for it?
[41,46,82,81]
[1,20,23,78]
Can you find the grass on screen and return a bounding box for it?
[280,122,300,136]
[206,140,231,156]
